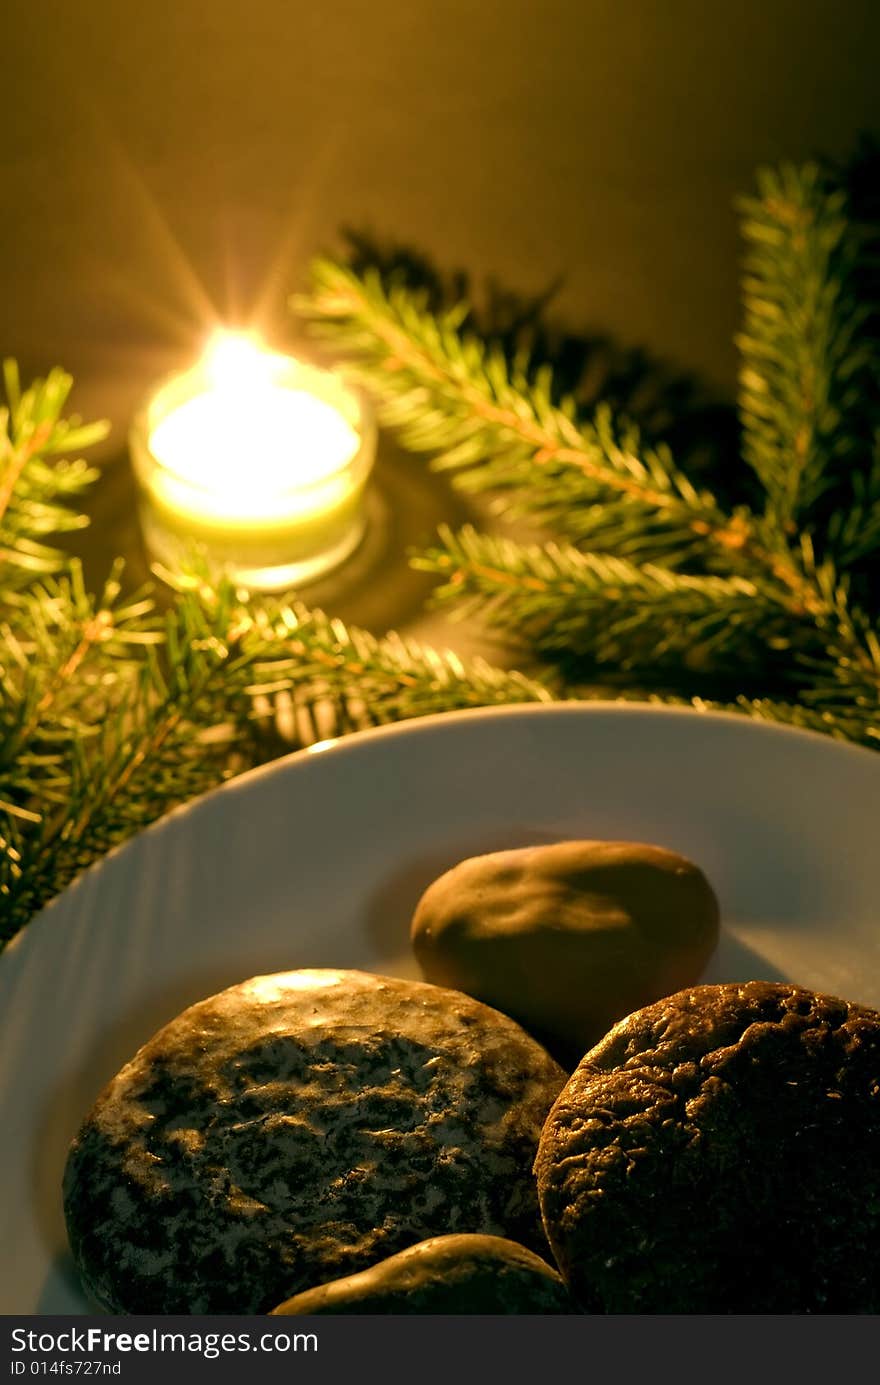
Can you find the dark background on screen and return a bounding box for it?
[1,0,879,628]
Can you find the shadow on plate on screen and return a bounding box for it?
[701,932,792,987]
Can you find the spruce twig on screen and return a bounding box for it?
[296,261,748,565]
[416,524,794,668]
[4,154,879,943]
[737,163,871,530]
[0,360,108,584]
[0,567,551,942]
[295,159,880,743]
[295,258,870,627]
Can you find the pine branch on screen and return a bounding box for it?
[737,162,873,532]
[678,693,880,747]
[417,524,879,729]
[0,570,551,944]
[735,694,880,746]
[258,596,552,725]
[294,261,750,567]
[823,425,880,567]
[0,360,108,585]
[297,158,880,723]
[295,258,866,622]
[415,523,805,670]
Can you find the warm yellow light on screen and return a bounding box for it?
[130,329,375,590]
[148,331,360,514]
[203,330,286,392]
[246,971,345,1004]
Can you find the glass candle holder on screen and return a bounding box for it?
[129,334,376,591]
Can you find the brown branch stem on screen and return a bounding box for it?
[0,422,52,528]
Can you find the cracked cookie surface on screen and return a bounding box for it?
[64,969,565,1313]
[535,981,880,1313]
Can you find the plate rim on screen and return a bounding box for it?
[10,698,880,946]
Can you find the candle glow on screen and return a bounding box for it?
[130,331,375,590]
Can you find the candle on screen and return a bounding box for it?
[129,332,376,590]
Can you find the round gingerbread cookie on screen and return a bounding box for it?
[63,969,566,1313]
[535,981,880,1313]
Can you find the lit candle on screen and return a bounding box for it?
[130,332,376,590]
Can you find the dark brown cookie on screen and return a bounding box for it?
[64,969,565,1313]
[535,981,880,1313]
[269,1233,576,1314]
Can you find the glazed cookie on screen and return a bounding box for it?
[64,969,566,1313]
[536,981,880,1313]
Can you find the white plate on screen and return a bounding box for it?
[2,702,879,1314]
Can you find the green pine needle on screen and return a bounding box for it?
[294,261,746,569]
[3,153,880,943]
[0,564,551,943]
[737,162,878,539]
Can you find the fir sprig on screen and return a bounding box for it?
[415,523,796,670]
[296,160,880,745]
[296,251,875,645]
[0,563,550,942]
[737,163,872,531]
[3,153,879,943]
[296,262,748,569]
[0,361,109,584]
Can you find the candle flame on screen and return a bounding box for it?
[147,331,362,515]
[204,330,286,391]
